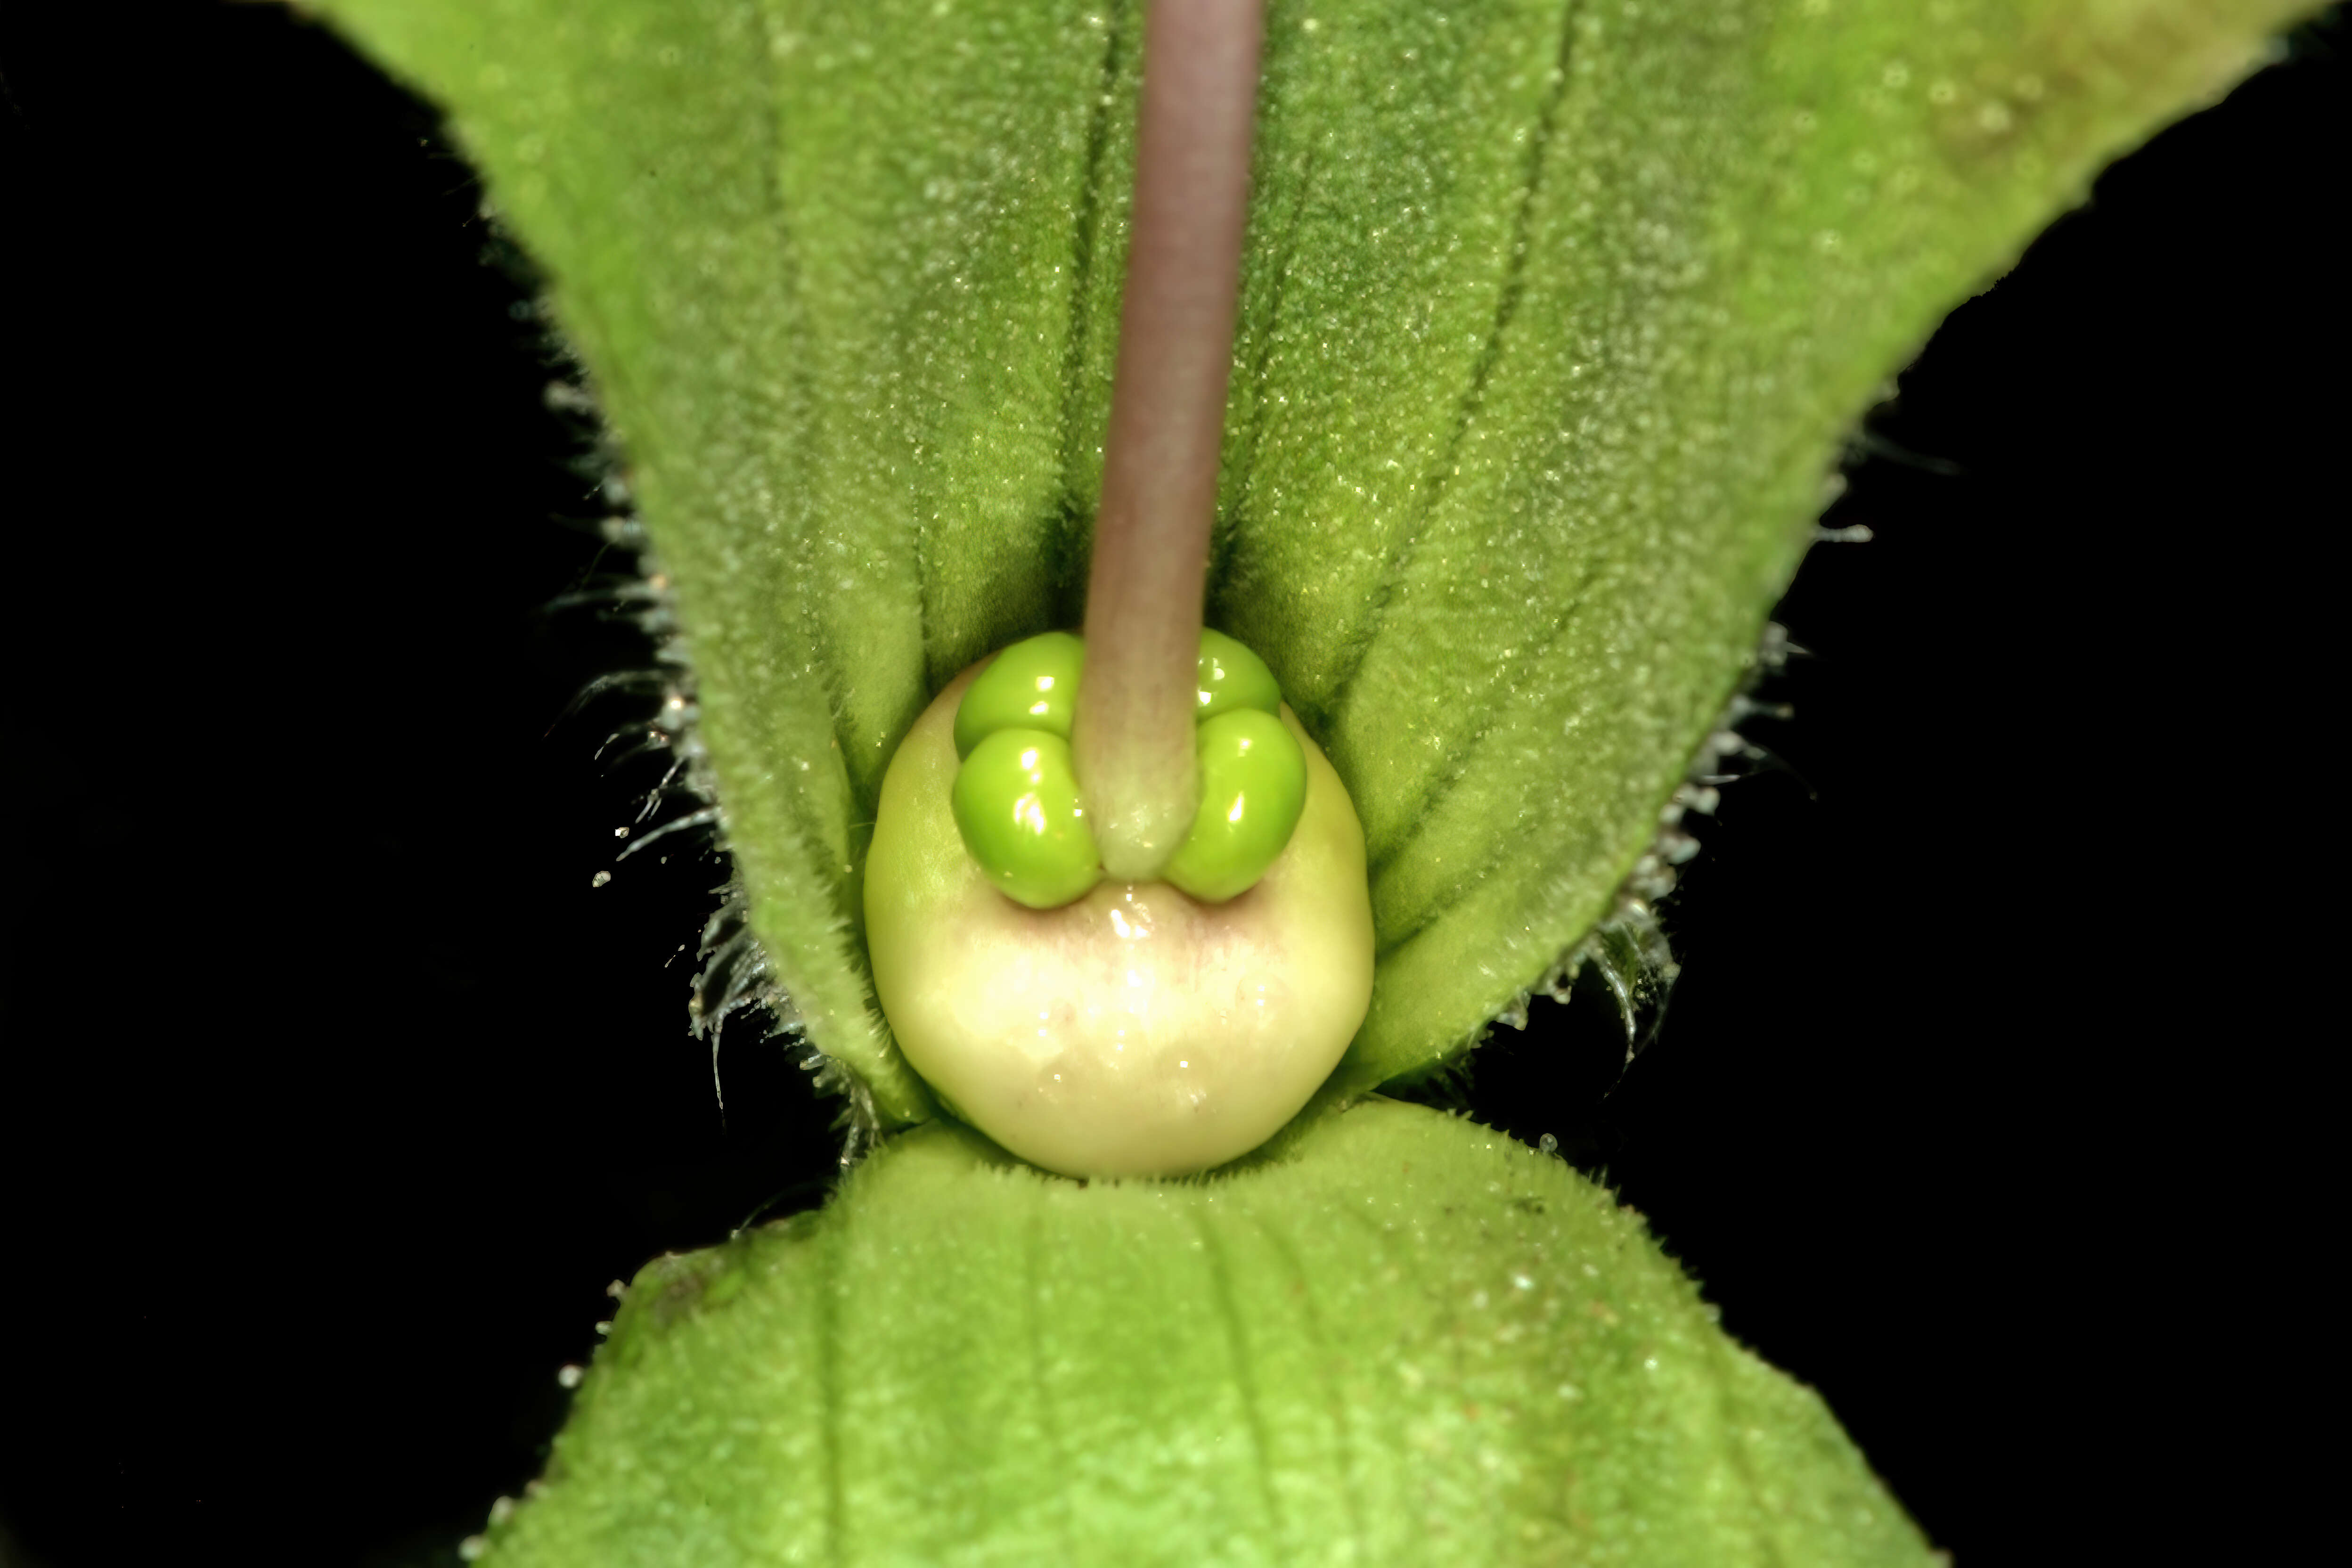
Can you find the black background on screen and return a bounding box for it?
[1,5,2340,1565]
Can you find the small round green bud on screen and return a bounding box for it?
[1162,709,1308,904]
[953,631,1086,760]
[1194,627,1281,721]
[867,668,1374,1178]
[946,627,1301,911]
[949,728,1103,909]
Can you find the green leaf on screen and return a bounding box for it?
[315,0,2301,1115]
[315,0,2303,1120]
[469,1099,1936,1566]
[294,5,2307,1556]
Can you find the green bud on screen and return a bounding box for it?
[869,670,1372,1177]
[948,628,1305,909]
[949,727,1102,909]
[1163,708,1308,904]
[1194,627,1281,721]
[952,630,1085,760]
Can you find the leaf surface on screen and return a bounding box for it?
[473,1099,1938,1565]
[318,0,2300,1113]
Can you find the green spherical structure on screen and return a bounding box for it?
[952,629,1084,760]
[950,629,1310,910]
[1163,708,1307,904]
[869,664,1374,1177]
[948,727,1102,910]
[1193,627,1282,720]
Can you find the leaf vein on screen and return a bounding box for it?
[1317,0,1586,725]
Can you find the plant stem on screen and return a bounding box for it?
[1075,0,1263,882]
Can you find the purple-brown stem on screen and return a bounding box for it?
[1076,0,1264,881]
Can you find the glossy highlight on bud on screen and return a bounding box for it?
[1164,707,1307,903]
[1194,627,1280,720]
[953,630,1083,759]
[949,727,1101,909]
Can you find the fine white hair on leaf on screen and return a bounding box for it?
[529,319,864,1167]
[1484,611,1804,1076]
